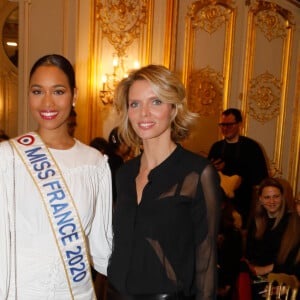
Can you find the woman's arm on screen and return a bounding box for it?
[248,263,274,276]
[195,164,221,300]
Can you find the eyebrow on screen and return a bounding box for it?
[30,84,67,88]
[263,194,281,198]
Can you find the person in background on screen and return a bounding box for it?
[256,192,300,299]
[67,105,77,137]
[90,136,110,155]
[0,130,9,142]
[0,54,112,299]
[108,126,135,161]
[90,136,123,203]
[208,108,269,228]
[244,177,290,299]
[89,136,123,299]
[107,64,221,300]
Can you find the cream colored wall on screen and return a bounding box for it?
[12,0,300,194]
[17,0,77,134]
[76,0,300,194]
[74,0,92,143]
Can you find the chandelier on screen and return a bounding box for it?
[100,54,139,105]
[96,0,147,106]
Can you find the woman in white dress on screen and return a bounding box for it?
[0,54,112,299]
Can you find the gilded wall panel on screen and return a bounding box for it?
[289,58,300,194]
[89,0,153,139]
[182,0,236,155]
[95,0,151,83]
[183,0,236,114]
[248,71,281,123]
[96,0,148,58]
[188,66,223,116]
[242,0,294,178]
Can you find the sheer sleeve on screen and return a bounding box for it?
[196,164,221,300]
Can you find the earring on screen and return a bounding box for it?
[72,102,75,107]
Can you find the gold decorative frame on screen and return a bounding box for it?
[183,0,236,116]
[94,0,153,81]
[188,66,223,115]
[255,6,293,41]
[95,0,148,58]
[248,71,281,123]
[164,0,178,69]
[241,0,294,177]
[88,0,153,138]
[289,58,300,193]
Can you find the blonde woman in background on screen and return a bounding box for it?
[245,177,290,299]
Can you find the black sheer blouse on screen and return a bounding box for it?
[107,145,221,299]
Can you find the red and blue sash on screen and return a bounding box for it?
[10,132,96,299]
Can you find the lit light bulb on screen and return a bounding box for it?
[113,58,118,67]
[102,75,107,90]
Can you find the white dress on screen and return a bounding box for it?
[0,138,113,300]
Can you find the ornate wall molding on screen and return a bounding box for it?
[241,0,294,178]
[252,1,294,41]
[289,58,300,193]
[188,0,232,34]
[183,0,236,113]
[89,0,153,139]
[96,0,148,57]
[248,72,281,123]
[188,66,223,116]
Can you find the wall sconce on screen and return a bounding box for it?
[99,54,140,105]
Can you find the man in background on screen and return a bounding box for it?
[208,108,268,228]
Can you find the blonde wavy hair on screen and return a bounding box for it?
[113,64,198,147]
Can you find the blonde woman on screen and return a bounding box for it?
[107,65,221,300]
[245,177,290,299]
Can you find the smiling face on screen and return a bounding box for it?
[29,65,76,132]
[127,79,174,144]
[260,186,283,218]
